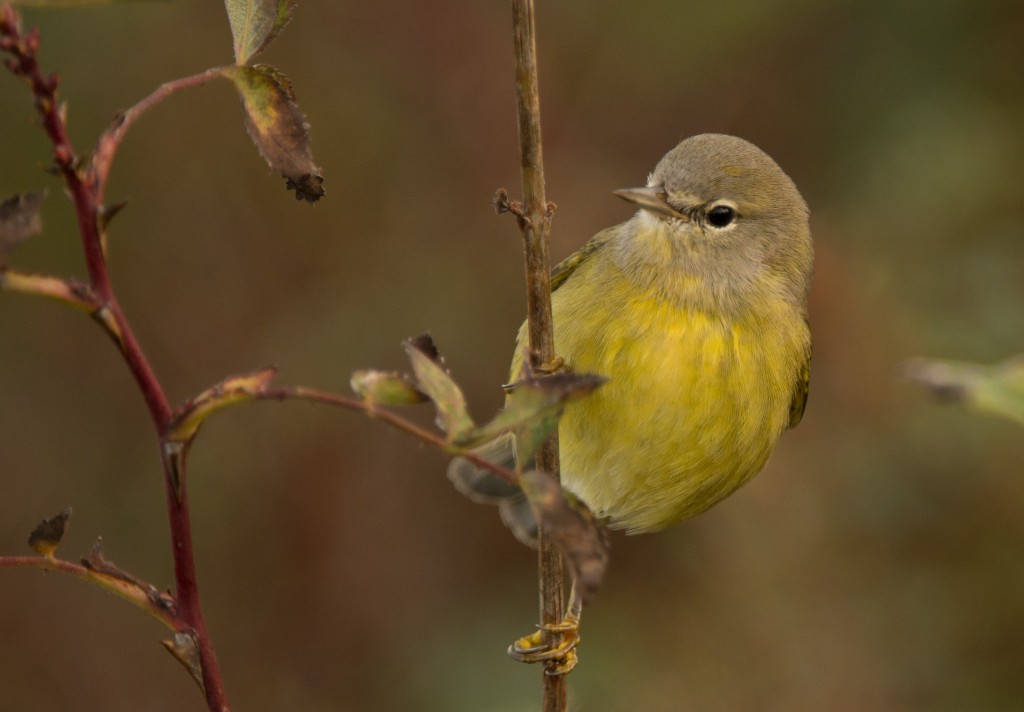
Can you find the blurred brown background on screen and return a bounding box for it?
[2,1,1024,710]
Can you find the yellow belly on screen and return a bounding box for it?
[549,277,804,533]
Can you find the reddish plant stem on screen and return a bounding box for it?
[2,7,171,427]
[94,67,224,204]
[2,9,229,710]
[163,465,228,711]
[0,555,180,629]
[259,386,522,484]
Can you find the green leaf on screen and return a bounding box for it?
[0,191,45,258]
[404,334,475,440]
[350,369,427,406]
[27,507,72,558]
[0,268,99,313]
[476,371,605,457]
[166,367,279,442]
[221,64,324,203]
[904,354,1024,427]
[224,0,295,65]
[519,470,608,604]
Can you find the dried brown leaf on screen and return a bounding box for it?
[0,190,45,257]
[519,471,608,603]
[221,64,324,203]
[27,507,71,558]
[162,631,205,693]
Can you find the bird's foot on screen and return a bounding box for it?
[507,611,580,676]
[533,356,567,376]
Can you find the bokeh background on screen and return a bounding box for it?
[2,1,1024,710]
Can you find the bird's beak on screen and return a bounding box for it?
[613,185,690,221]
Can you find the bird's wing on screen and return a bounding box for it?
[550,226,618,292]
[788,336,811,428]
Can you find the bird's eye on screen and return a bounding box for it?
[706,204,736,229]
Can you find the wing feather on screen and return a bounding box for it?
[788,336,811,428]
[550,226,618,292]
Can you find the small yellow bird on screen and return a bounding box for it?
[449,133,812,669]
[452,133,812,541]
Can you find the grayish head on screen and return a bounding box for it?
[614,134,812,308]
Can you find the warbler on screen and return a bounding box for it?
[450,133,812,546]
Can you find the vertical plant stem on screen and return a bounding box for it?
[58,83,232,712]
[510,1,566,709]
[163,460,229,711]
[1,10,230,709]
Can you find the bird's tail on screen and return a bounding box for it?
[447,434,538,547]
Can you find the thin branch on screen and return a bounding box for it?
[0,554,179,629]
[159,457,228,711]
[259,386,523,485]
[510,0,567,706]
[0,267,99,312]
[94,67,226,203]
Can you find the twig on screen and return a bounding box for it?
[0,554,179,629]
[93,67,225,203]
[259,386,522,484]
[509,0,567,707]
[0,267,99,312]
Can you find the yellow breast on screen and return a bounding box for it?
[540,251,807,533]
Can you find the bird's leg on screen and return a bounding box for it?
[507,580,582,676]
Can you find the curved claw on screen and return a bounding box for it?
[507,615,580,676]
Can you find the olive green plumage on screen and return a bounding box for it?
[450,134,812,544]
